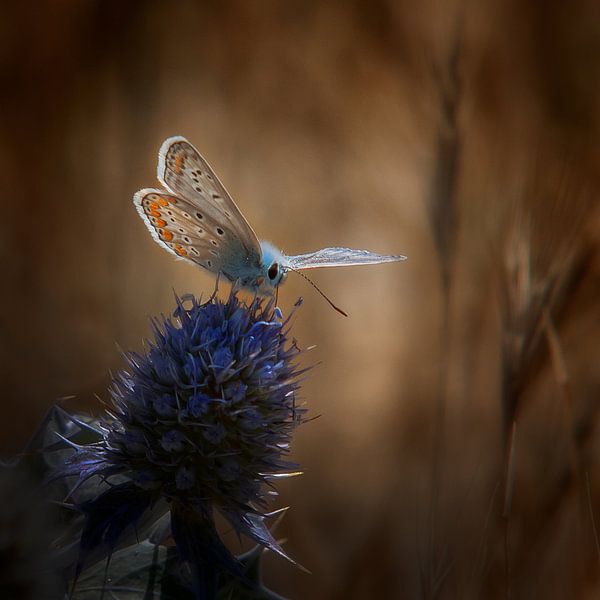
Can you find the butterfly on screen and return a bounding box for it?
[134,136,406,314]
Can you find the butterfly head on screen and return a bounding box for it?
[256,240,288,293]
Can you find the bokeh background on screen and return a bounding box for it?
[3,1,600,597]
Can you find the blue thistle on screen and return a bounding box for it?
[60,291,307,598]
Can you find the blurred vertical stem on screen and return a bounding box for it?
[423,18,463,598]
[499,177,597,594]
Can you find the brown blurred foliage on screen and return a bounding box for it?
[2,0,600,597]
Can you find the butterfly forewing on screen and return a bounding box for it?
[133,188,253,278]
[157,136,261,257]
[285,247,407,270]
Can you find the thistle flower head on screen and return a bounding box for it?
[108,292,304,507]
[62,291,308,596]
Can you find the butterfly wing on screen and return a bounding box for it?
[133,137,264,282]
[157,136,261,257]
[285,247,407,270]
[133,188,258,280]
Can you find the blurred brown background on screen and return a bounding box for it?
[3,0,600,597]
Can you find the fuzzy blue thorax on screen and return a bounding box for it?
[258,240,287,289]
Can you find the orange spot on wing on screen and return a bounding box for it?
[174,155,185,174]
[150,209,161,218]
[175,246,188,256]
[158,197,169,206]
[161,230,174,242]
[155,218,167,227]
[150,201,160,210]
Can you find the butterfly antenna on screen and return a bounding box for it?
[285,266,348,317]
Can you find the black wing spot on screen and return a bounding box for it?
[178,228,184,233]
[194,186,202,193]
[216,227,224,236]
[190,247,199,255]
[184,236,191,243]
[196,212,204,220]
[211,240,218,246]
[207,260,212,268]
[167,211,173,216]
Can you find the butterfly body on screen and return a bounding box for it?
[134,136,406,298]
[201,240,287,293]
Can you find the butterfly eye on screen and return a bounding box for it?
[267,263,279,280]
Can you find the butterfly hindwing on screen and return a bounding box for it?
[134,188,252,277]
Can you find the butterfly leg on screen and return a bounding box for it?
[202,271,222,306]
